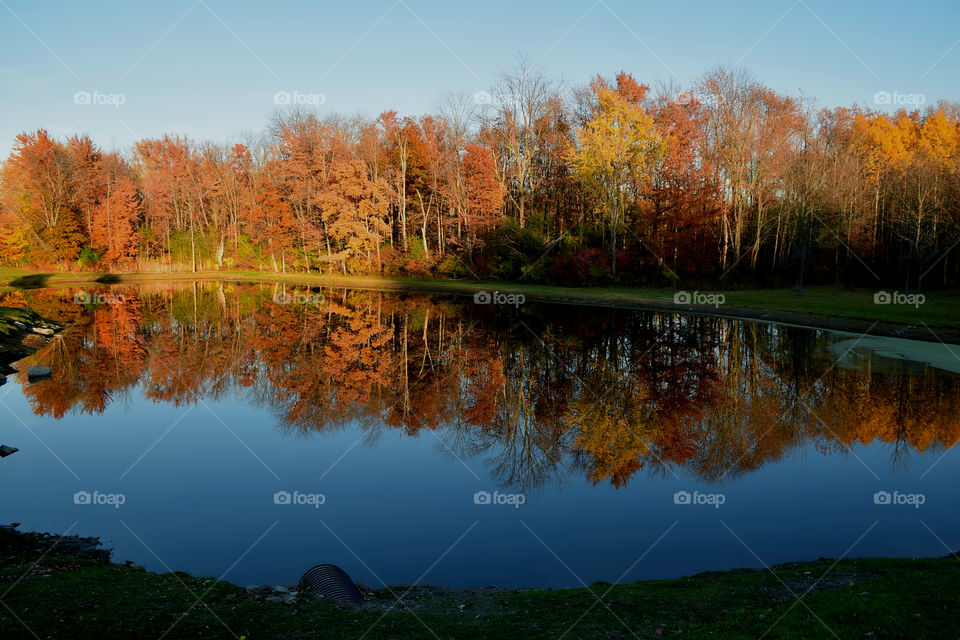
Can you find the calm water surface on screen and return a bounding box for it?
[1,282,958,588]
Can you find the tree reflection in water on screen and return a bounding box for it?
[4,282,959,492]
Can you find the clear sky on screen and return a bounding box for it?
[1,0,958,157]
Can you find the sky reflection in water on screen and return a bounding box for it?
[1,282,958,588]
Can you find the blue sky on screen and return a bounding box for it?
[1,0,958,157]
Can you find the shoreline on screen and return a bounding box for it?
[2,268,959,344]
[1,524,957,639]
[0,307,62,378]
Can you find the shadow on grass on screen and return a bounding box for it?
[94,273,122,285]
[8,274,51,289]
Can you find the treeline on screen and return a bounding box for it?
[2,61,960,290]
[7,283,959,489]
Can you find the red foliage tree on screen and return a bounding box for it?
[91,177,141,265]
[462,143,505,245]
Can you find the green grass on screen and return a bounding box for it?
[0,267,957,332]
[1,526,958,639]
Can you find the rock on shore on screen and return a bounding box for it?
[0,307,62,382]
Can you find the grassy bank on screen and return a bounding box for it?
[1,267,958,340]
[0,525,957,639]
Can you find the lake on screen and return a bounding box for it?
[1,281,958,589]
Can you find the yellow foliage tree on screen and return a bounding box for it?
[0,223,29,264]
[568,86,662,274]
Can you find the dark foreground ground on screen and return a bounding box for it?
[1,525,958,639]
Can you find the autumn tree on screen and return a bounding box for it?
[568,75,663,274]
[646,93,722,273]
[462,143,505,248]
[490,57,560,227]
[317,157,389,273]
[134,136,201,269]
[696,68,803,270]
[378,111,413,251]
[1,130,84,263]
[91,176,141,265]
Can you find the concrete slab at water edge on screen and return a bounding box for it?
[827,335,960,375]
